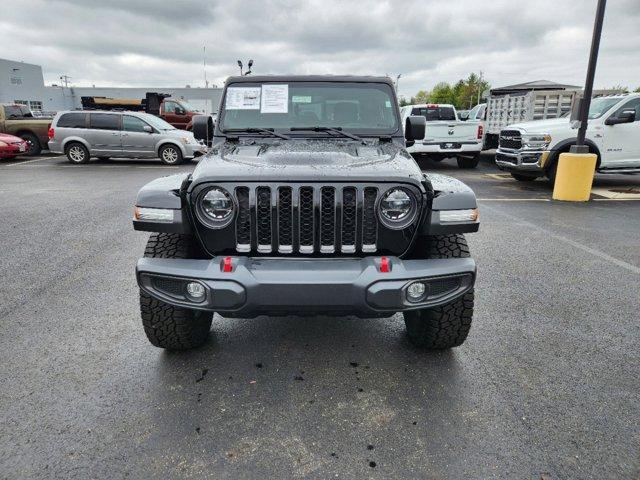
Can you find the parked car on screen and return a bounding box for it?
[400,103,483,168]
[0,104,51,156]
[495,93,640,181]
[133,75,480,351]
[81,92,202,130]
[47,110,206,165]
[0,132,28,159]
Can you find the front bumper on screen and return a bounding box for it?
[136,256,476,318]
[495,149,550,172]
[182,142,208,159]
[0,141,28,158]
[407,141,482,155]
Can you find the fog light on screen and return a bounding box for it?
[406,282,427,302]
[186,282,206,301]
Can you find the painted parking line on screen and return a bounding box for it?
[1,156,60,167]
[482,203,640,275]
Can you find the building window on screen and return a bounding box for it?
[29,101,43,111]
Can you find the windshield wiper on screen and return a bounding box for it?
[290,126,365,143]
[225,127,291,140]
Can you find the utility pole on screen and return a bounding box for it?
[203,46,208,88]
[395,74,401,94]
[477,71,483,106]
[60,75,71,88]
[574,0,607,152]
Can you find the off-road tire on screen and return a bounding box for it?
[511,173,538,182]
[456,154,480,169]
[159,144,184,165]
[19,132,41,156]
[65,142,90,164]
[404,234,474,349]
[139,233,212,350]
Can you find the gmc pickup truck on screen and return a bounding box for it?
[495,93,640,181]
[0,104,51,155]
[401,104,483,168]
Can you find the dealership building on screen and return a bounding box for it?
[0,58,223,115]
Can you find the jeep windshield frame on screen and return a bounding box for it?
[218,80,400,138]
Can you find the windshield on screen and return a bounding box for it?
[177,100,201,112]
[139,113,176,130]
[588,97,623,119]
[220,82,398,134]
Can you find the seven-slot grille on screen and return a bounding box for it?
[234,185,381,254]
[499,130,522,150]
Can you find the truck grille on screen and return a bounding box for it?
[234,185,381,254]
[499,130,522,150]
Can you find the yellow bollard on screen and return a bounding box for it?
[552,152,597,201]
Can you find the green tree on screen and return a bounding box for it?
[414,90,430,104]
[428,82,455,104]
[635,86,640,93]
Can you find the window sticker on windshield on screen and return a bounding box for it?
[226,87,261,110]
[292,95,312,104]
[261,84,288,113]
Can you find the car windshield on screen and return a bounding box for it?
[139,113,176,130]
[220,81,398,134]
[588,97,623,119]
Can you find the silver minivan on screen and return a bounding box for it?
[48,110,206,165]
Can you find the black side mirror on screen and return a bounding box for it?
[405,115,426,147]
[605,109,635,125]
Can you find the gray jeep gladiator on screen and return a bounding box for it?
[133,75,479,350]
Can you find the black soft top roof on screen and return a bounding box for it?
[225,75,394,86]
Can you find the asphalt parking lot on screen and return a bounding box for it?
[1,153,639,479]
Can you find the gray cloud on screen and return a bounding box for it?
[1,0,639,96]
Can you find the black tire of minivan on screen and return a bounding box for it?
[159,144,184,165]
[65,142,90,164]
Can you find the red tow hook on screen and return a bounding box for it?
[379,256,391,273]
[222,256,233,273]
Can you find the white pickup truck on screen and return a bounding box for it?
[401,104,484,169]
[495,94,640,181]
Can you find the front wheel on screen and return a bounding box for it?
[404,234,474,349]
[140,233,212,350]
[159,144,183,165]
[456,154,480,169]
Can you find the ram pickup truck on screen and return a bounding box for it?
[495,93,640,181]
[401,104,483,168]
[133,75,480,351]
[0,104,51,155]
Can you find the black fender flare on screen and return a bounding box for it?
[549,137,602,170]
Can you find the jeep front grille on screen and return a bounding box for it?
[234,185,381,254]
[499,130,522,150]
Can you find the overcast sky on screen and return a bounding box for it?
[1,0,639,98]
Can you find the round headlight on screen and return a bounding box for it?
[197,187,235,228]
[379,188,417,229]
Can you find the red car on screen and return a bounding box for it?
[0,132,28,159]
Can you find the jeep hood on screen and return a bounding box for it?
[506,118,572,133]
[190,140,425,185]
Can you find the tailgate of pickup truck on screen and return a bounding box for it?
[424,121,478,143]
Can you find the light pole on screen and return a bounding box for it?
[574,0,607,152]
[395,74,401,94]
[237,59,254,76]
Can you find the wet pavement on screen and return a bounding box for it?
[1,153,639,479]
